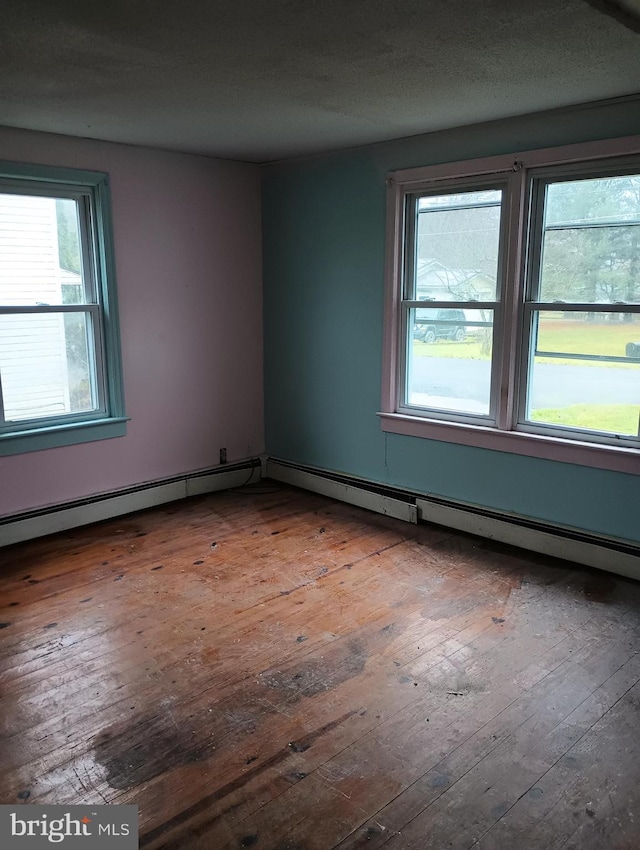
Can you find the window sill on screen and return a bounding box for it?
[378,412,640,475]
[0,417,128,456]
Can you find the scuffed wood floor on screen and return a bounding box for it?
[1,482,640,849]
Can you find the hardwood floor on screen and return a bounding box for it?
[1,482,639,849]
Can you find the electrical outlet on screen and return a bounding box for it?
[219,447,227,464]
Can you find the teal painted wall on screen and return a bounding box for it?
[262,100,640,543]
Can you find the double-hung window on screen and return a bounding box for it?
[381,137,640,473]
[0,163,126,455]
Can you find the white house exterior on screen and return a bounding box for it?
[416,258,495,302]
[0,193,79,423]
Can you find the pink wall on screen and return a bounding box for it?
[0,126,264,517]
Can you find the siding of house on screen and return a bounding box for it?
[0,194,70,421]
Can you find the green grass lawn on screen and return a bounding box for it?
[535,319,640,368]
[413,338,488,360]
[411,319,639,436]
[530,403,640,436]
[413,319,640,368]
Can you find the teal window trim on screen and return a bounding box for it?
[0,417,128,455]
[0,161,112,188]
[94,172,126,421]
[0,161,126,455]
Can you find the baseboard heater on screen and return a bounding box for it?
[0,458,261,548]
[266,458,640,582]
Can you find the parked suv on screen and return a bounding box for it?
[414,308,468,343]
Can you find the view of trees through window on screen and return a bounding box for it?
[539,175,640,304]
[405,173,640,440]
[55,198,93,412]
[527,174,640,437]
[55,198,81,280]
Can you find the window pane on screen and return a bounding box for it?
[525,312,640,437]
[415,189,502,301]
[539,224,640,304]
[0,311,97,422]
[419,190,502,210]
[539,174,640,304]
[545,175,640,226]
[0,193,85,307]
[407,307,494,416]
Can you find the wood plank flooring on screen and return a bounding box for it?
[1,482,639,849]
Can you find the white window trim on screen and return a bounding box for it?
[379,134,640,476]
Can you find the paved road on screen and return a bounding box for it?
[409,356,640,408]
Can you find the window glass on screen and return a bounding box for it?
[525,172,640,441]
[0,164,125,453]
[384,145,640,461]
[0,312,96,422]
[416,189,501,302]
[407,307,494,415]
[544,175,640,226]
[402,187,502,419]
[525,312,640,437]
[0,193,87,306]
[538,175,640,304]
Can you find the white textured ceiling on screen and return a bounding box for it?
[1,0,639,163]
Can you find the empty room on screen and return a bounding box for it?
[1,2,640,848]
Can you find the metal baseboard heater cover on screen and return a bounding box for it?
[0,459,261,547]
[4,455,638,583]
[266,458,640,582]
[266,458,417,524]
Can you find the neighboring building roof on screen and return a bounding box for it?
[416,258,494,300]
